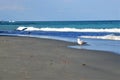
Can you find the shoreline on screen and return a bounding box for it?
[1,34,120,55]
[0,36,120,80]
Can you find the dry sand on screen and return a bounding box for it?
[0,36,120,80]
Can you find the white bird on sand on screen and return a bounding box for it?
[77,37,87,45]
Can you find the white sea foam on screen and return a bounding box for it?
[16,26,40,31]
[81,34,120,40]
[16,26,120,33]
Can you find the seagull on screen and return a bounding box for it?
[77,37,87,45]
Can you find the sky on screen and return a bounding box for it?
[0,0,120,21]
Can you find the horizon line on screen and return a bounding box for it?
[1,20,120,22]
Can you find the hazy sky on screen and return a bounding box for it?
[0,0,119,21]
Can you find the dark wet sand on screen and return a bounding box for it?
[0,36,120,80]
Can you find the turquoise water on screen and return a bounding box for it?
[0,21,120,54]
[0,21,120,30]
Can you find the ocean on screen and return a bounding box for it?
[0,21,120,54]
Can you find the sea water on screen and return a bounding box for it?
[0,21,120,54]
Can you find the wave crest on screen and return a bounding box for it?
[16,26,120,33]
[81,34,120,40]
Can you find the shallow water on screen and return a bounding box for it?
[69,38,120,54]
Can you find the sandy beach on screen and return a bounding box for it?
[0,36,120,80]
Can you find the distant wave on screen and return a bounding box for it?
[81,34,120,40]
[16,26,120,33]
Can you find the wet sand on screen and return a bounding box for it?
[0,36,120,80]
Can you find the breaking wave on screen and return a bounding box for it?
[16,26,120,33]
[81,34,120,40]
[15,26,120,40]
